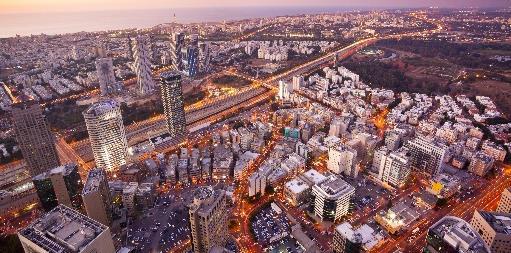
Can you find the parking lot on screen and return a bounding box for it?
[250,204,292,246]
[126,193,192,252]
[267,237,303,253]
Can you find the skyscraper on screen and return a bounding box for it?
[184,45,199,77]
[133,35,156,95]
[198,41,211,74]
[18,204,116,253]
[189,187,228,253]
[83,99,128,171]
[95,57,121,96]
[160,72,186,138]
[33,163,83,211]
[11,100,60,177]
[170,32,185,71]
[82,168,113,226]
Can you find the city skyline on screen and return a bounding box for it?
[1,4,510,253]
[0,0,509,14]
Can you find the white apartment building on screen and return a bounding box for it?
[327,145,358,177]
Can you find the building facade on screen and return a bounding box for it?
[82,168,113,226]
[311,176,355,222]
[11,101,60,177]
[470,210,511,253]
[160,72,187,138]
[83,100,128,171]
[133,35,156,95]
[189,187,228,253]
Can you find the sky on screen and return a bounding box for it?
[0,0,509,14]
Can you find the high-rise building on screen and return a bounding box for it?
[83,100,128,171]
[198,41,211,73]
[33,164,83,211]
[18,204,116,253]
[311,176,355,222]
[11,100,60,177]
[183,46,199,77]
[133,35,156,95]
[424,216,489,253]
[378,149,410,188]
[406,136,448,176]
[189,187,228,253]
[470,210,511,253]
[160,72,186,138]
[327,145,358,177]
[497,188,511,213]
[170,32,185,71]
[82,168,113,226]
[95,57,121,96]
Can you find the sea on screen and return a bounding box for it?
[0,6,375,38]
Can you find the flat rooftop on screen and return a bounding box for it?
[478,211,511,235]
[82,168,107,195]
[300,169,327,186]
[314,176,355,199]
[285,178,309,194]
[19,205,108,253]
[429,216,489,253]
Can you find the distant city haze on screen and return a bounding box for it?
[1,0,508,13]
[0,0,508,38]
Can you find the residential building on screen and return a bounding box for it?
[379,150,410,188]
[327,145,358,177]
[468,152,495,177]
[83,100,128,171]
[497,188,511,213]
[189,187,228,253]
[11,100,60,177]
[407,136,448,176]
[133,35,156,95]
[82,168,113,226]
[160,71,187,138]
[470,210,511,253]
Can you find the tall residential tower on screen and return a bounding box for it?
[133,35,156,95]
[83,99,128,171]
[11,100,60,177]
[189,187,228,253]
[160,72,186,138]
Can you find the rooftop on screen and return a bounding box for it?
[314,176,355,199]
[83,99,119,117]
[82,168,107,195]
[19,205,109,253]
[477,211,511,235]
[429,216,489,253]
[300,169,327,186]
[285,178,310,194]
